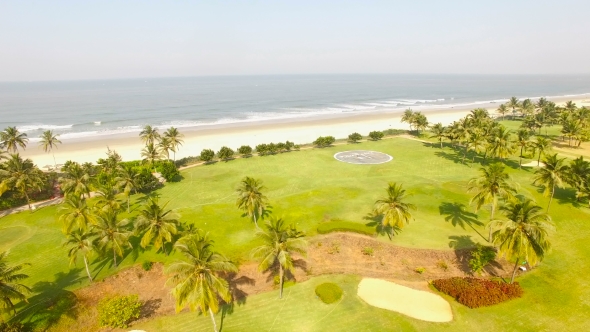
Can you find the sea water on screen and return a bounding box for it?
[1,74,589,141]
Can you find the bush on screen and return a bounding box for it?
[97,294,142,328]
[256,143,268,156]
[175,156,200,168]
[142,260,153,271]
[432,277,523,308]
[348,132,363,143]
[156,160,180,181]
[315,283,343,304]
[313,136,336,148]
[200,149,215,163]
[135,167,160,192]
[383,128,408,136]
[317,221,376,236]
[285,141,295,151]
[267,143,279,154]
[362,247,374,256]
[0,322,27,332]
[469,244,497,274]
[238,145,253,156]
[217,146,234,161]
[415,267,426,274]
[368,131,384,140]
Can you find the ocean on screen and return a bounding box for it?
[1,74,589,141]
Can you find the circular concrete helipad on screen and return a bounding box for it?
[334,150,393,165]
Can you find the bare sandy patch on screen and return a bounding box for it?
[357,278,452,322]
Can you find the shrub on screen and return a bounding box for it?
[135,167,160,192]
[0,322,27,332]
[276,142,286,152]
[285,141,295,151]
[267,143,279,154]
[175,156,200,168]
[313,136,336,147]
[362,247,374,256]
[317,221,376,236]
[156,160,179,181]
[383,128,408,136]
[200,149,215,163]
[415,267,426,274]
[256,143,268,156]
[348,132,363,143]
[97,294,142,328]
[368,131,384,140]
[238,145,253,156]
[315,283,343,304]
[142,260,153,271]
[469,244,497,275]
[327,242,340,254]
[217,146,234,161]
[432,277,523,308]
[437,260,449,271]
[293,144,301,151]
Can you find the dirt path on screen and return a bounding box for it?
[63,233,510,331]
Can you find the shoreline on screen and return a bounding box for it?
[18,97,590,167]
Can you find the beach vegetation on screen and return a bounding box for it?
[348,132,362,143]
[97,294,142,328]
[0,127,28,153]
[163,127,184,162]
[39,130,62,170]
[141,143,164,170]
[236,176,268,229]
[139,125,160,146]
[238,145,253,156]
[166,232,237,332]
[313,136,335,147]
[372,182,416,239]
[0,154,45,211]
[0,251,31,317]
[217,146,234,161]
[315,283,343,304]
[430,123,446,148]
[368,131,384,140]
[200,149,215,163]
[175,155,201,167]
[252,217,307,299]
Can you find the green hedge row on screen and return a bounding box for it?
[317,221,376,236]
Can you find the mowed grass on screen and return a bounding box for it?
[1,130,589,331]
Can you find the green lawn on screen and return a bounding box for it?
[1,127,590,331]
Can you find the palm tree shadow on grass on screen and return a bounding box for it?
[13,269,83,331]
[439,202,487,241]
[219,272,256,331]
[447,235,476,273]
[363,213,401,239]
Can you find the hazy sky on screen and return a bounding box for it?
[1,0,589,81]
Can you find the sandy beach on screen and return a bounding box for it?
[19,97,590,168]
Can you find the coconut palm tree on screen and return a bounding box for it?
[414,112,429,135]
[115,166,139,213]
[58,194,94,233]
[489,126,515,160]
[94,208,131,267]
[236,177,269,229]
[136,197,178,254]
[468,163,517,242]
[141,143,163,171]
[0,154,44,211]
[465,132,486,164]
[531,136,552,167]
[506,97,521,119]
[496,104,509,121]
[515,129,532,168]
[533,154,568,212]
[64,229,97,282]
[139,125,160,145]
[401,109,416,131]
[94,182,122,213]
[39,130,62,170]
[0,251,31,316]
[373,182,417,239]
[166,233,237,332]
[158,136,172,160]
[430,123,446,148]
[491,197,553,283]
[565,156,590,198]
[164,127,184,162]
[0,127,28,153]
[520,99,535,117]
[251,217,306,299]
[59,161,91,198]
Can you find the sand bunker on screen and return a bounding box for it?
[357,278,452,322]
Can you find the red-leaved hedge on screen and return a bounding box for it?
[432,277,523,308]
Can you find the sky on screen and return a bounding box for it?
[1,0,590,81]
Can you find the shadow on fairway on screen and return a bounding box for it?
[439,202,487,241]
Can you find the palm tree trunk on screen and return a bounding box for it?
[83,255,93,282]
[209,308,219,332]
[52,152,57,171]
[127,196,130,213]
[547,184,555,213]
[279,265,285,299]
[113,247,117,267]
[510,257,520,284]
[519,146,523,169]
[253,214,259,229]
[440,139,443,149]
[462,149,467,164]
[537,153,541,167]
[23,190,32,211]
[488,204,495,243]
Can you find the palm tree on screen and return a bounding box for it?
[59,161,91,198]
[401,109,416,131]
[506,97,521,119]
[496,104,509,121]
[139,125,160,145]
[468,163,517,242]
[373,182,417,239]
[533,154,568,212]
[531,136,553,166]
[0,251,31,316]
[0,127,28,153]
[465,132,486,164]
[116,166,139,213]
[94,182,122,213]
[236,177,269,229]
[565,156,590,198]
[0,154,44,211]
[515,129,532,168]
[164,127,184,162]
[520,99,534,117]
[491,197,553,283]
[489,126,514,160]
[39,130,62,170]
[251,217,306,299]
[94,209,131,267]
[64,229,97,282]
[166,233,237,332]
[414,112,429,135]
[141,143,163,171]
[58,194,94,233]
[136,198,179,254]
[430,123,446,148]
